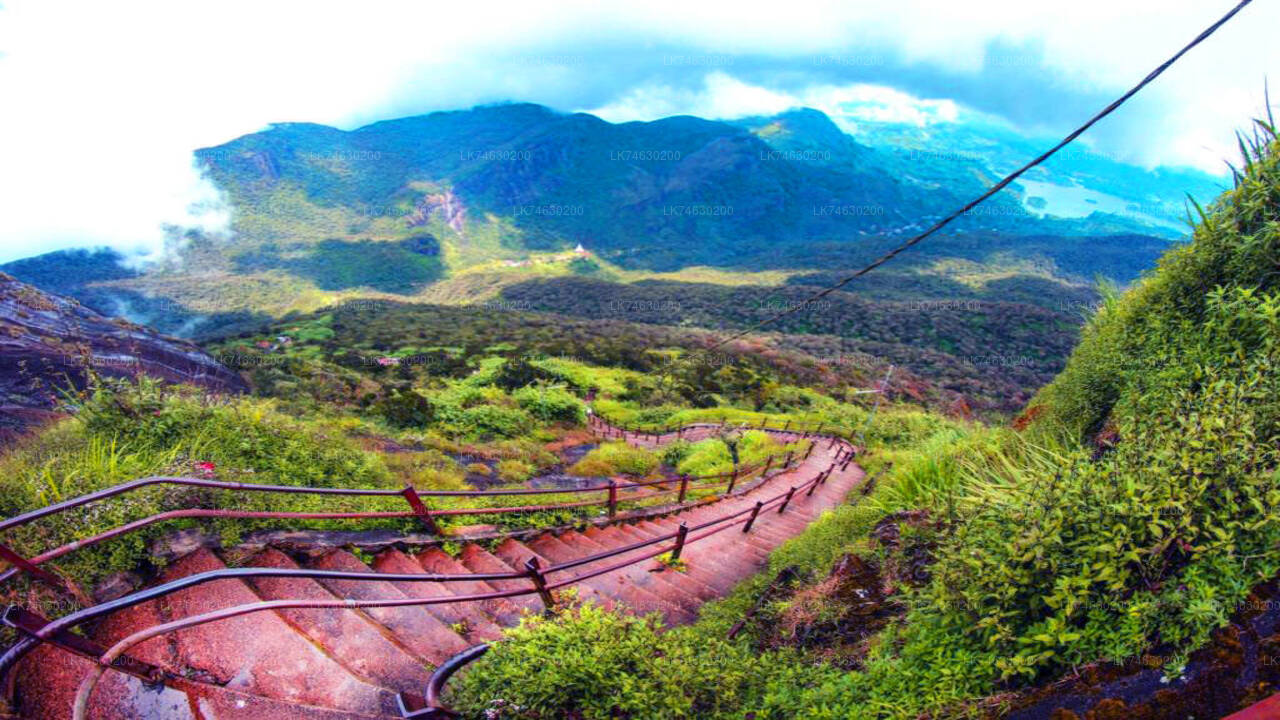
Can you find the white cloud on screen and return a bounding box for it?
[590,77,966,134]
[0,0,1274,263]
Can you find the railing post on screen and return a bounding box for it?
[402,486,440,534]
[816,422,825,436]
[806,475,820,496]
[671,522,690,560]
[726,466,738,494]
[804,443,815,460]
[607,479,618,518]
[783,451,793,468]
[783,419,791,432]
[0,544,62,589]
[524,557,556,615]
[743,501,764,533]
[778,486,797,514]
[678,475,690,504]
[763,456,773,477]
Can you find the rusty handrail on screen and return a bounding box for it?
[0,438,847,684]
[0,424,809,587]
[54,465,836,718]
[399,643,491,719]
[5,427,853,719]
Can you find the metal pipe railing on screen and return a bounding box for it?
[0,437,846,680]
[0,423,812,588]
[21,440,852,720]
[0,415,855,719]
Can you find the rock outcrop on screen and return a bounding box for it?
[0,272,246,439]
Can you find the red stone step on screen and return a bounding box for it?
[595,525,738,596]
[490,537,612,611]
[632,519,771,581]
[242,548,434,693]
[370,549,505,641]
[527,533,694,623]
[90,583,174,670]
[558,528,705,612]
[307,550,475,662]
[415,548,526,627]
[524,533,678,618]
[627,524,768,587]
[577,524,717,604]
[15,643,195,720]
[15,644,394,720]
[154,549,397,715]
[454,543,544,616]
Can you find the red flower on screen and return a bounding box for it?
[194,461,216,478]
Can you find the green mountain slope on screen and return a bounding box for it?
[439,122,1280,718]
[0,103,1225,414]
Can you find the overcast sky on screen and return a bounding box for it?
[0,0,1275,263]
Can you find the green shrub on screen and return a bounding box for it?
[0,376,399,586]
[373,389,434,428]
[567,442,659,477]
[513,386,585,425]
[457,405,534,439]
[675,438,733,477]
[451,604,776,720]
[495,459,535,483]
[492,357,557,392]
[659,440,693,468]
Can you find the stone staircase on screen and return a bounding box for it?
[9,429,863,719]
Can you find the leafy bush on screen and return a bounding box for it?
[457,405,534,439]
[373,389,435,428]
[451,604,777,720]
[659,440,693,468]
[492,357,557,392]
[675,438,733,477]
[513,385,585,424]
[0,377,399,586]
[495,459,535,483]
[567,442,659,477]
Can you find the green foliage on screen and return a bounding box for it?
[675,438,733,477]
[513,385,585,424]
[568,442,659,477]
[457,404,534,439]
[1030,125,1280,442]
[235,236,444,293]
[452,129,1280,720]
[373,389,435,428]
[495,459,535,484]
[451,604,779,720]
[0,376,399,585]
[491,357,557,392]
[659,440,694,468]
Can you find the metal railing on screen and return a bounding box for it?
[0,426,818,590]
[0,417,858,719]
[586,412,845,442]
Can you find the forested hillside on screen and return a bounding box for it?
[440,120,1280,718]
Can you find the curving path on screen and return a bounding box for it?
[11,420,864,719]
